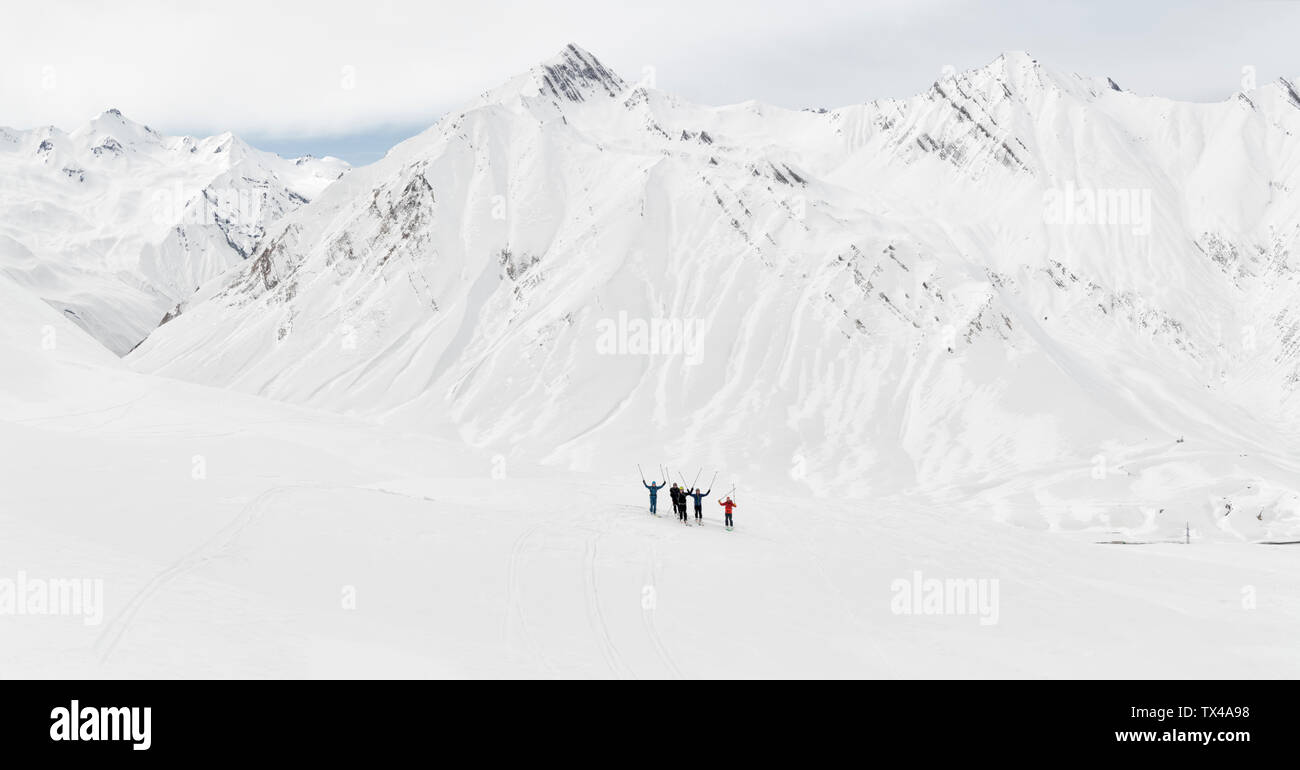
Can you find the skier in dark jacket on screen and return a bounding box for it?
[643,480,665,514]
[670,484,685,522]
[687,487,710,524]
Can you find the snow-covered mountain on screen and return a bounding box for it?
[0,110,347,354]
[8,44,1300,680]
[129,45,1300,540]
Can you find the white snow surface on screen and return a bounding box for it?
[3,278,1299,678]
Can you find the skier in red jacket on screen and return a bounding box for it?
[718,496,737,529]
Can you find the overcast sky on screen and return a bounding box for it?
[3,0,1298,164]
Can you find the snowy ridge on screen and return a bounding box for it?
[129,45,1300,541]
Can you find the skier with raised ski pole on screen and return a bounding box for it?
[639,464,665,515]
[718,485,737,530]
[686,473,717,525]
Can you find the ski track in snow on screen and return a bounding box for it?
[94,484,310,661]
[503,520,562,678]
[616,501,690,680]
[8,396,147,431]
[641,537,685,679]
[580,510,635,679]
[498,495,689,679]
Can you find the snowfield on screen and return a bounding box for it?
[4,46,1300,678]
[3,273,1299,678]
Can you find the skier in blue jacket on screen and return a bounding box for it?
[686,487,710,524]
[643,479,666,514]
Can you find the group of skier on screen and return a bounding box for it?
[640,467,737,530]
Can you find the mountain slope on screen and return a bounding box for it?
[129,47,1300,539]
[0,110,347,354]
[5,275,1299,678]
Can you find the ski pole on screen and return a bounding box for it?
[691,468,702,490]
[708,471,718,491]
[637,463,645,481]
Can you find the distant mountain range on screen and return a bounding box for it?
[0,109,347,353]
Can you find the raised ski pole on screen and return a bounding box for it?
[637,463,645,481]
[707,471,718,491]
[691,468,702,490]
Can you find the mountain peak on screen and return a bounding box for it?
[976,51,1045,84]
[74,107,159,150]
[84,107,170,138]
[933,50,1122,105]
[473,43,627,113]
[88,107,131,126]
[89,107,155,129]
[996,50,1037,65]
[534,43,626,102]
